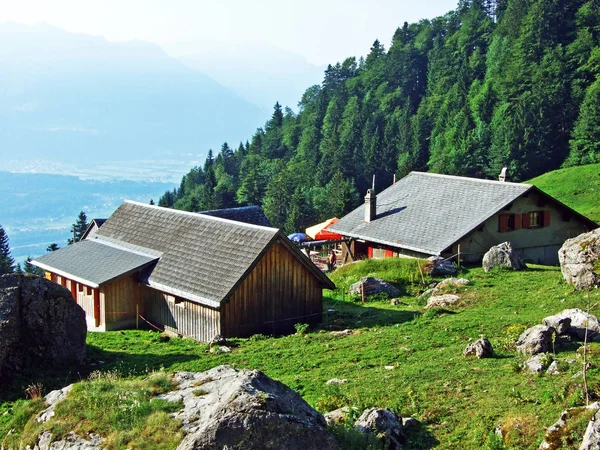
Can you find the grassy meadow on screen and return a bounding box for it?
[528,163,600,224]
[2,258,600,449]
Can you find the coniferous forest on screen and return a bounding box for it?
[159,0,600,233]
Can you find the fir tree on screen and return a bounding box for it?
[0,224,15,275]
[68,211,89,245]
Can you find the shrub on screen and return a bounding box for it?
[294,323,310,335]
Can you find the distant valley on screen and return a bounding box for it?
[0,171,175,264]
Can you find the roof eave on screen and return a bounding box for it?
[31,260,100,288]
[329,230,441,257]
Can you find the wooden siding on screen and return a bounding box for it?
[141,285,220,342]
[44,272,99,329]
[100,274,140,331]
[220,242,323,338]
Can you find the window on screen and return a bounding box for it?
[498,213,521,232]
[522,211,551,229]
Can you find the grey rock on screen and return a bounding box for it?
[516,325,555,355]
[425,294,461,309]
[402,417,420,429]
[546,360,561,375]
[436,278,471,289]
[0,275,87,384]
[37,384,74,423]
[581,407,600,450]
[558,228,600,290]
[324,407,352,426]
[349,277,401,298]
[35,431,104,450]
[482,241,526,272]
[463,338,494,358]
[543,309,600,342]
[537,403,600,450]
[427,257,457,276]
[354,408,404,450]
[524,353,553,374]
[542,314,572,336]
[160,365,341,450]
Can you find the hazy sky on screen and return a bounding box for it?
[1,0,458,66]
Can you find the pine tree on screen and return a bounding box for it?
[46,243,60,252]
[24,256,43,276]
[0,224,15,275]
[68,211,89,245]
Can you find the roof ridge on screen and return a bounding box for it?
[409,171,532,188]
[91,236,162,259]
[123,200,278,233]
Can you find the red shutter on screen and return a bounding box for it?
[544,211,551,227]
[385,249,393,258]
[514,213,522,230]
[498,214,508,232]
[368,246,373,258]
[522,213,531,229]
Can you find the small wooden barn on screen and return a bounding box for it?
[33,201,334,341]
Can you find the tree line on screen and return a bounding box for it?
[158,0,600,233]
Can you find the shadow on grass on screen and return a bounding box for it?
[404,422,440,449]
[1,346,200,403]
[322,297,421,330]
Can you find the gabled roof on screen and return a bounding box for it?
[33,239,158,288]
[35,201,334,308]
[330,172,535,255]
[81,218,107,240]
[201,205,272,227]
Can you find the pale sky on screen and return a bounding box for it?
[0,0,458,66]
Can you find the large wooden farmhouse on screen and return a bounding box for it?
[32,201,334,341]
[330,172,598,265]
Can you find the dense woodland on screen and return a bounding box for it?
[159,0,600,233]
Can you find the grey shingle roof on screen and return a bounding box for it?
[93,201,283,307]
[201,205,272,227]
[329,172,533,255]
[33,239,158,287]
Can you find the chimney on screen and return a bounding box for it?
[365,175,376,223]
[499,167,508,182]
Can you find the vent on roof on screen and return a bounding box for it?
[365,189,376,223]
[499,167,508,182]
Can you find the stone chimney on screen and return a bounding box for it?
[499,167,508,182]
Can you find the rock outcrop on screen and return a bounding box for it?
[482,241,526,272]
[543,308,600,342]
[516,325,555,355]
[558,228,600,290]
[349,277,401,298]
[160,365,341,450]
[581,407,600,450]
[0,274,86,384]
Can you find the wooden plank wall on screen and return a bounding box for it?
[221,242,323,338]
[141,286,221,342]
[100,274,140,330]
[50,273,96,327]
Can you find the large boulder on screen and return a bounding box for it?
[482,241,526,273]
[543,309,600,342]
[349,277,401,298]
[0,274,87,384]
[160,365,341,450]
[515,325,555,355]
[354,408,404,450]
[581,408,600,450]
[559,228,600,290]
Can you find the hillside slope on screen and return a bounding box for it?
[528,163,600,224]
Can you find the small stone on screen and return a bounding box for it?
[384,365,395,370]
[523,353,553,374]
[426,294,461,308]
[463,338,494,359]
[326,378,348,385]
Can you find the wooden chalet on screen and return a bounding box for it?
[330,172,598,266]
[32,201,335,341]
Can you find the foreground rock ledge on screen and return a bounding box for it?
[162,365,342,450]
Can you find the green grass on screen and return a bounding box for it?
[3,258,600,449]
[528,163,600,224]
[1,371,182,450]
